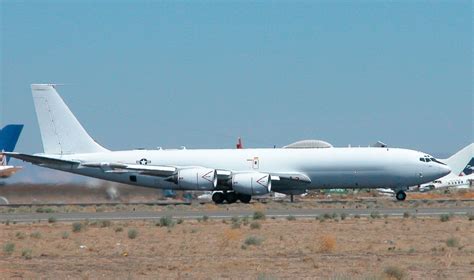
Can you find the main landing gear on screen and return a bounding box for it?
[395,190,407,201]
[212,192,251,204]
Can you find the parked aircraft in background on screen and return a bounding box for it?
[4,84,450,203]
[419,144,473,192]
[0,124,24,178]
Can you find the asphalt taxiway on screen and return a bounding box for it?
[0,207,472,223]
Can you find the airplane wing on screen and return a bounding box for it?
[4,152,312,189]
[3,152,80,167]
[3,152,177,177]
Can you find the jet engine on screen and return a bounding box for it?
[176,168,218,190]
[232,173,271,195]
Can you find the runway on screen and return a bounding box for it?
[1,206,472,223]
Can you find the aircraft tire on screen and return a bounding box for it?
[395,190,406,201]
[212,192,225,204]
[225,192,238,204]
[238,193,252,203]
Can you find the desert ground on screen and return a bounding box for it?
[0,212,473,279]
[1,185,473,279]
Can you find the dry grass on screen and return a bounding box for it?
[319,234,336,253]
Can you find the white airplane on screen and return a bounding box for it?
[419,144,473,192]
[3,84,450,203]
[0,124,24,178]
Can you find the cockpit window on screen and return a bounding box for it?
[430,157,447,165]
[419,157,446,165]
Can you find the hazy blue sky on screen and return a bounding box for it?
[1,1,472,182]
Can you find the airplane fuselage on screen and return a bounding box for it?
[43,147,450,192]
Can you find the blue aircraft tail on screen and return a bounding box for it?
[0,124,24,164]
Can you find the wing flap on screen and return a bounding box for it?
[81,162,177,177]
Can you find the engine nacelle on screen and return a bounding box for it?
[232,173,271,195]
[177,168,217,190]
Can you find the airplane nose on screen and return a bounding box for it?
[441,165,451,177]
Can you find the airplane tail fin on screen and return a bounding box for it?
[442,143,473,176]
[0,124,24,164]
[31,84,109,155]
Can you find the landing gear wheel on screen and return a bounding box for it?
[395,190,407,201]
[225,192,238,204]
[238,193,252,204]
[212,192,225,204]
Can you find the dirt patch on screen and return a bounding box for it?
[0,216,473,279]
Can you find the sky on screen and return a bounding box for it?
[1,0,472,183]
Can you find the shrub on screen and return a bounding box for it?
[467,212,474,221]
[48,216,57,223]
[15,232,26,240]
[3,242,15,255]
[157,216,175,228]
[244,236,263,246]
[98,220,112,228]
[257,272,276,280]
[62,231,69,239]
[242,216,250,225]
[323,213,332,219]
[176,218,184,224]
[354,214,361,219]
[72,222,83,232]
[331,212,338,219]
[319,235,336,253]
[36,207,54,213]
[440,214,450,222]
[446,237,460,248]
[114,227,123,233]
[30,232,41,239]
[198,215,209,222]
[21,248,32,260]
[253,211,266,220]
[231,216,240,223]
[384,266,405,280]
[403,212,410,218]
[286,215,296,221]
[128,228,138,239]
[250,221,261,229]
[340,213,347,220]
[231,222,241,229]
[370,211,381,219]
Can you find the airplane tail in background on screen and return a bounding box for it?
[31,84,109,155]
[442,143,473,177]
[0,124,24,164]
